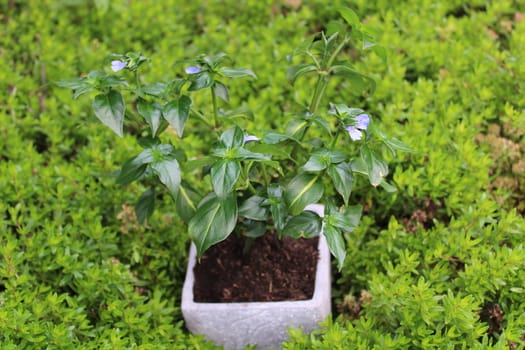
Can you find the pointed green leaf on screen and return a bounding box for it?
[142,82,167,97]
[218,67,257,79]
[282,212,321,239]
[55,77,88,90]
[189,193,238,257]
[176,183,201,223]
[248,143,291,159]
[330,64,376,94]
[135,189,155,224]
[163,95,192,137]
[116,150,153,185]
[150,158,181,198]
[220,126,245,149]
[380,180,397,193]
[214,81,229,102]
[328,205,362,232]
[338,7,360,28]
[284,174,324,215]
[93,90,125,137]
[383,137,414,154]
[188,72,214,91]
[210,160,241,198]
[361,146,388,187]
[261,132,299,145]
[302,153,329,172]
[239,195,268,221]
[287,64,317,85]
[268,185,287,234]
[323,224,346,271]
[137,100,163,137]
[328,162,354,205]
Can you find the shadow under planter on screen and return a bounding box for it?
[181,234,331,349]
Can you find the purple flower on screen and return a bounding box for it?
[111,60,127,72]
[185,66,201,74]
[304,203,325,218]
[243,135,260,143]
[345,113,370,141]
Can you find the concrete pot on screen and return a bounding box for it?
[181,234,331,350]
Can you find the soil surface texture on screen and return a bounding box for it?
[193,234,319,302]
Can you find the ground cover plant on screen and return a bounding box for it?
[1,0,524,349]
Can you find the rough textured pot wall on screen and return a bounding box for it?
[181,235,331,349]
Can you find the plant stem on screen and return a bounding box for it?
[134,70,142,95]
[308,75,329,115]
[211,87,219,129]
[190,109,212,127]
[330,129,341,149]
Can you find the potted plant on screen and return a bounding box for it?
[58,7,409,349]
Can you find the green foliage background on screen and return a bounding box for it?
[1,0,524,348]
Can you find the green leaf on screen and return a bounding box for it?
[323,224,346,271]
[239,195,268,221]
[220,126,245,149]
[189,193,238,257]
[383,137,414,154]
[93,90,125,137]
[218,67,257,79]
[213,82,229,102]
[380,180,397,193]
[137,100,163,137]
[163,95,192,137]
[268,185,287,234]
[184,156,214,172]
[219,106,254,121]
[282,212,321,239]
[248,143,291,159]
[142,82,167,97]
[303,152,330,172]
[328,205,362,232]
[284,174,324,216]
[291,33,316,57]
[287,64,317,85]
[210,160,241,198]
[338,7,361,29]
[232,148,271,161]
[150,158,181,198]
[176,183,201,223]
[328,162,354,205]
[330,64,376,94]
[360,146,388,187]
[55,77,87,90]
[309,114,332,136]
[116,157,148,185]
[135,189,155,224]
[188,72,214,91]
[261,132,299,145]
[372,45,387,65]
[285,118,309,139]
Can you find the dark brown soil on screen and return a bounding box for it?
[193,234,319,302]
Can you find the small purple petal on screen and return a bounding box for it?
[355,114,370,130]
[111,60,127,72]
[304,203,325,218]
[346,126,363,141]
[243,135,260,143]
[185,66,201,74]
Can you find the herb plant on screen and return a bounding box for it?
[58,7,408,270]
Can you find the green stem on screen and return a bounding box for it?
[190,109,212,127]
[211,87,219,129]
[330,129,341,149]
[134,70,142,95]
[308,75,329,115]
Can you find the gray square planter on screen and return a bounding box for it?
[181,235,331,350]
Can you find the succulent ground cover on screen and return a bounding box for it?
[1,0,524,349]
